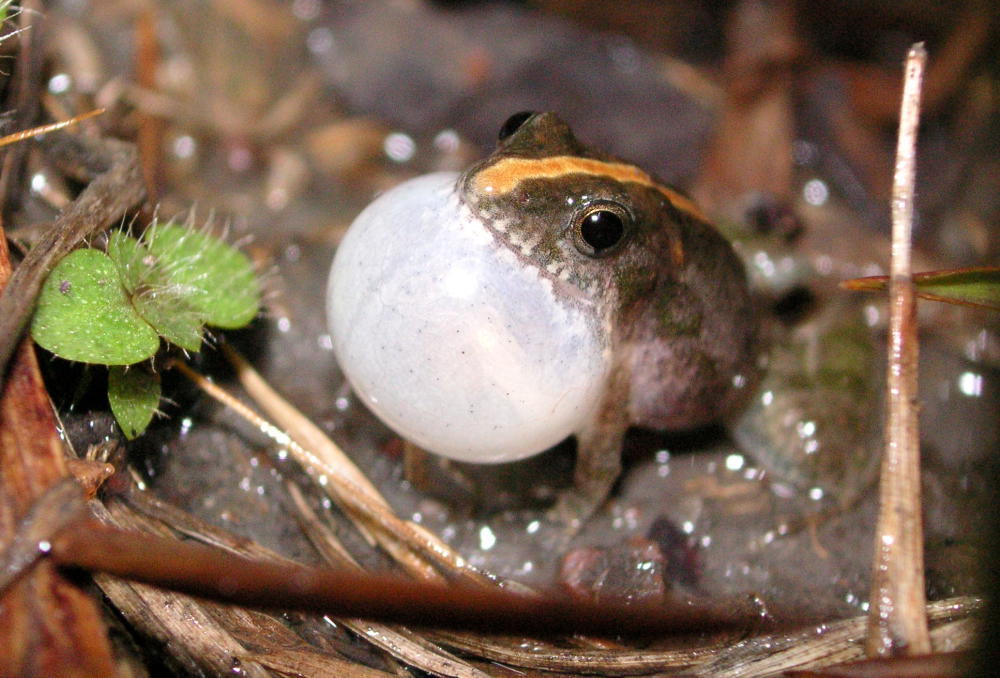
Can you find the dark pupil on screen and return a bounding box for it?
[581,210,624,252]
[498,111,536,141]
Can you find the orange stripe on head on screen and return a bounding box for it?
[472,156,707,222]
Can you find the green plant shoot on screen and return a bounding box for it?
[31,218,262,438]
[841,266,1000,312]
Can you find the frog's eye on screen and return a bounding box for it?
[571,201,631,258]
[498,111,536,141]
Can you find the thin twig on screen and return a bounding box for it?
[0,109,105,149]
[866,42,931,657]
[134,10,165,202]
[44,515,742,639]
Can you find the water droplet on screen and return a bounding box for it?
[307,27,334,55]
[725,454,745,471]
[48,73,72,94]
[433,129,460,153]
[802,178,829,206]
[292,0,321,21]
[958,371,983,397]
[384,132,416,163]
[172,135,197,159]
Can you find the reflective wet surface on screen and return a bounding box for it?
[45,0,1000,631]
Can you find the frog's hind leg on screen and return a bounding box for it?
[403,441,476,507]
[550,372,631,531]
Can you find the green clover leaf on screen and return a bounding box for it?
[31,248,160,364]
[142,222,261,328]
[108,365,161,440]
[32,219,262,440]
[108,231,205,351]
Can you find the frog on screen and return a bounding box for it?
[328,111,762,525]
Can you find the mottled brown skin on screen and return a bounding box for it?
[462,113,758,523]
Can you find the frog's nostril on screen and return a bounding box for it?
[498,111,536,141]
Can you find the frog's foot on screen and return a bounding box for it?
[546,412,627,533]
[403,442,476,506]
[546,487,604,535]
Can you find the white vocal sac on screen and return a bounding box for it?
[327,172,610,463]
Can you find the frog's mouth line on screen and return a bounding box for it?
[454,193,604,315]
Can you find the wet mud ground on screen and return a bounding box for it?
[25,0,1000,671]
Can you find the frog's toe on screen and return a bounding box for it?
[547,489,603,535]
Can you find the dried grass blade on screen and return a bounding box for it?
[287,483,493,678]
[0,269,117,677]
[432,630,724,675]
[0,108,105,148]
[866,42,931,657]
[691,597,977,677]
[86,495,279,677]
[135,485,491,678]
[244,649,396,678]
[97,485,422,677]
[180,349,485,583]
[0,478,88,592]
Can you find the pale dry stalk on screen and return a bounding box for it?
[866,42,931,657]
